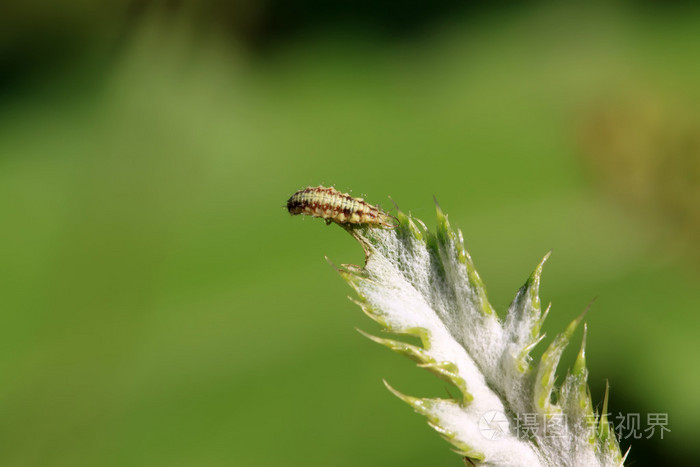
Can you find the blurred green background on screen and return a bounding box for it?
[1,1,699,466]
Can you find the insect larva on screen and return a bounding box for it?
[286,186,395,228]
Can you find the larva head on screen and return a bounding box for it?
[286,188,308,216]
[287,187,314,216]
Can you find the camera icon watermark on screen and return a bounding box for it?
[478,411,509,440]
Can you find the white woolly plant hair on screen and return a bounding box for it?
[325,204,628,467]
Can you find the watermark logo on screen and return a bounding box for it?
[478,411,509,440]
[478,411,670,440]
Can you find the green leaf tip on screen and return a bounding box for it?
[416,361,473,405]
[383,380,484,462]
[573,323,588,378]
[431,199,496,318]
[356,328,428,362]
[505,253,553,374]
[528,252,551,331]
[395,208,423,242]
[358,329,473,404]
[598,380,611,442]
[536,310,586,414]
[382,379,442,423]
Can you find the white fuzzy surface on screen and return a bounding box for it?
[347,223,622,467]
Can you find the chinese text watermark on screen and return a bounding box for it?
[478,412,670,440]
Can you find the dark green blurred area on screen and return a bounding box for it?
[1,2,699,466]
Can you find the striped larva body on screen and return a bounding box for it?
[286,186,395,228]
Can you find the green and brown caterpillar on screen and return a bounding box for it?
[286,186,395,228]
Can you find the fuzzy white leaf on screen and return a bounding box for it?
[333,206,626,466]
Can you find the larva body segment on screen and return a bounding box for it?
[286,186,395,228]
